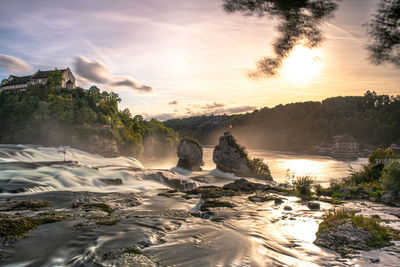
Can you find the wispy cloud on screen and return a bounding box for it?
[0,54,33,73]
[74,56,153,93]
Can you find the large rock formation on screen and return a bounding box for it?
[176,138,203,171]
[213,133,252,176]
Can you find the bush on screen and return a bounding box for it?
[247,157,272,180]
[380,161,400,198]
[292,175,315,196]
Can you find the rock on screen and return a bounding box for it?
[176,138,203,171]
[222,178,266,192]
[89,135,119,157]
[248,194,277,202]
[213,133,251,176]
[314,221,373,255]
[274,198,283,205]
[284,205,292,211]
[186,186,240,199]
[307,202,320,210]
[100,178,123,185]
[0,199,51,211]
[381,192,400,207]
[370,258,380,264]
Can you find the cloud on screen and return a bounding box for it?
[169,100,178,105]
[74,56,153,93]
[113,76,153,93]
[74,56,111,83]
[0,54,33,73]
[201,102,225,109]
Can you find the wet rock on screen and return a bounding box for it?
[72,201,113,213]
[99,178,123,185]
[274,198,283,205]
[0,213,65,238]
[314,221,373,255]
[307,202,320,210]
[213,133,251,176]
[370,258,380,264]
[176,138,204,171]
[186,185,240,199]
[381,192,400,207]
[284,206,292,211]
[100,247,156,267]
[0,199,51,211]
[222,178,266,192]
[190,211,213,219]
[248,194,277,202]
[200,199,235,211]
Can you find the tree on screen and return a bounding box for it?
[366,0,400,67]
[222,0,338,77]
[368,148,398,166]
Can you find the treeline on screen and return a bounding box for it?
[165,91,400,151]
[0,70,178,158]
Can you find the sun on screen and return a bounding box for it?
[280,45,323,83]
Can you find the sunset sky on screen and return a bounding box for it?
[0,0,399,120]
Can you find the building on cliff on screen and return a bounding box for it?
[0,68,75,92]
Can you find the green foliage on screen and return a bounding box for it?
[247,157,272,180]
[368,148,398,165]
[165,91,400,151]
[317,209,398,249]
[366,0,400,67]
[292,175,315,196]
[380,161,400,198]
[0,82,178,158]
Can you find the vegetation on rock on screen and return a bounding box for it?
[315,209,399,254]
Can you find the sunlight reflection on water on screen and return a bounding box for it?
[201,148,368,185]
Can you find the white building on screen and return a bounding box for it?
[0,68,75,91]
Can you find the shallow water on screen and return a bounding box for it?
[0,145,398,267]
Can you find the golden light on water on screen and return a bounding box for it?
[280,45,323,83]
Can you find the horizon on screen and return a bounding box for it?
[0,0,399,120]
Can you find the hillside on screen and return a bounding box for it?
[0,70,178,158]
[165,91,400,151]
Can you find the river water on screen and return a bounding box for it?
[150,147,368,186]
[0,145,398,267]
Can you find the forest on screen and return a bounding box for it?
[165,91,400,151]
[0,70,178,158]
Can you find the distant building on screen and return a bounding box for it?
[390,143,400,154]
[0,68,75,92]
[332,135,359,158]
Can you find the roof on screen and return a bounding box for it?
[31,69,68,79]
[0,75,31,87]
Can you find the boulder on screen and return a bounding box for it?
[213,133,251,176]
[314,221,373,255]
[177,138,203,171]
[223,178,266,192]
[307,202,320,210]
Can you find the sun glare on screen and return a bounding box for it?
[280,45,323,83]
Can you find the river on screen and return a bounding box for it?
[0,144,398,266]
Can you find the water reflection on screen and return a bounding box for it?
[201,148,367,185]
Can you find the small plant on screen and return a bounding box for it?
[247,157,272,180]
[292,175,315,196]
[380,161,400,198]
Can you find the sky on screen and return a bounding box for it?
[0,0,399,120]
